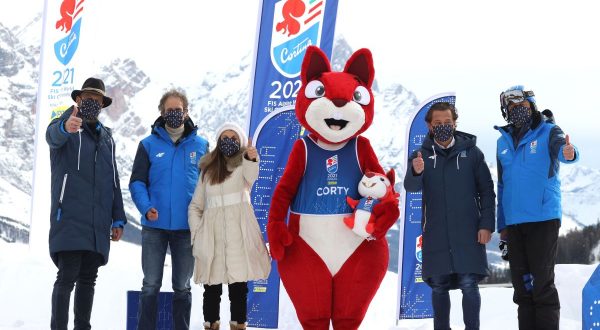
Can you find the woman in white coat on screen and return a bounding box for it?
[188,122,270,330]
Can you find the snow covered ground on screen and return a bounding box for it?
[0,240,594,330]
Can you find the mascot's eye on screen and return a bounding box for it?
[353,86,370,105]
[380,178,385,182]
[305,80,325,98]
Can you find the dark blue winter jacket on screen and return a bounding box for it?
[129,117,208,230]
[46,106,127,266]
[495,112,579,232]
[404,131,495,278]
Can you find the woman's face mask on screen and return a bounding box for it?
[79,98,102,120]
[219,137,240,157]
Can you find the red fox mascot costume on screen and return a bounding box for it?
[267,46,400,330]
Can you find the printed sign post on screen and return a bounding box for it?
[246,0,339,327]
[397,93,456,320]
[30,0,87,254]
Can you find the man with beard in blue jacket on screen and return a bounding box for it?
[496,85,579,329]
[130,89,208,330]
[46,77,127,330]
[404,102,495,330]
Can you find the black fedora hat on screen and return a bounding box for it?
[71,77,112,108]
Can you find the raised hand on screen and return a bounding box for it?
[563,134,575,161]
[65,106,82,133]
[246,137,258,161]
[412,151,424,174]
[146,207,158,221]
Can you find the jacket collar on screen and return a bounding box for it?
[422,130,476,158]
[495,110,546,148]
[151,116,198,144]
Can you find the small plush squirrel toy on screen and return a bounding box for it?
[344,169,398,239]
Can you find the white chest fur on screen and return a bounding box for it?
[298,214,364,276]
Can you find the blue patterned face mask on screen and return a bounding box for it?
[164,108,185,128]
[432,123,454,142]
[79,98,101,120]
[509,105,531,127]
[219,137,240,157]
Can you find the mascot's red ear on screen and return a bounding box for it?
[301,46,332,85]
[344,48,374,89]
[386,168,396,186]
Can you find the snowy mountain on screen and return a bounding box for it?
[0,11,421,243]
[1,12,599,273]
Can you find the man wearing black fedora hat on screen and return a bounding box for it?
[46,77,127,330]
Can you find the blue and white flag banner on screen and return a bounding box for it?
[397,93,456,320]
[30,0,87,254]
[246,0,339,328]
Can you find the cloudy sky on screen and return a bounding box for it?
[2,0,598,166]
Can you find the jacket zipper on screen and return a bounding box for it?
[57,173,68,221]
[422,203,427,232]
[475,197,482,217]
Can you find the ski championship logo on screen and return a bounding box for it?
[530,140,538,154]
[326,154,338,185]
[271,0,326,78]
[54,0,84,65]
[326,155,338,174]
[415,235,423,263]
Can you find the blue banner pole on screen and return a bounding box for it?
[397,93,456,321]
[245,1,339,328]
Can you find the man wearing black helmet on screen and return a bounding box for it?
[495,85,579,329]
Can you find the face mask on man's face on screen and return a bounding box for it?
[164,109,185,128]
[509,105,532,127]
[432,123,454,143]
[79,98,101,121]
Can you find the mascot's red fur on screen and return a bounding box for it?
[267,46,400,330]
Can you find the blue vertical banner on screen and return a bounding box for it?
[397,93,456,320]
[246,0,339,328]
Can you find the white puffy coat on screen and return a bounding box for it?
[188,156,271,285]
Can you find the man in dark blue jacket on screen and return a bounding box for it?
[130,89,208,330]
[496,85,579,330]
[404,102,495,330]
[46,77,127,330]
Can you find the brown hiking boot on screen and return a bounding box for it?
[203,320,220,329]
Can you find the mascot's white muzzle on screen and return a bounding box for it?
[305,98,365,143]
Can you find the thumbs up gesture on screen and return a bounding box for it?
[412,151,425,174]
[65,106,82,133]
[246,137,258,161]
[563,134,575,161]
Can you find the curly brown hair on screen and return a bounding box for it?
[157,89,189,116]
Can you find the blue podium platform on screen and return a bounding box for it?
[126,290,174,330]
